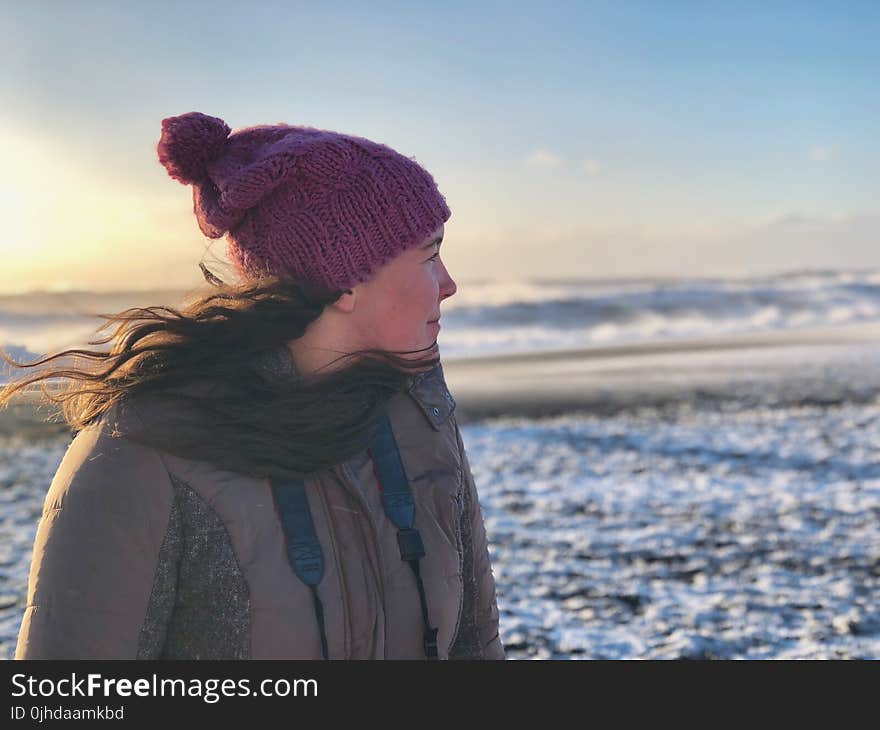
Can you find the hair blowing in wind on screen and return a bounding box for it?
[0,110,455,480]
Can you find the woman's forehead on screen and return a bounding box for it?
[422,225,444,247]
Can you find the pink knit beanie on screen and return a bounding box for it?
[156,112,451,292]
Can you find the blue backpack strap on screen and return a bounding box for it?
[270,477,329,660]
[368,410,439,659]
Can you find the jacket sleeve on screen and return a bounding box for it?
[454,419,506,660]
[14,415,178,659]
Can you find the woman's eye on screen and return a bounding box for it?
[428,252,440,262]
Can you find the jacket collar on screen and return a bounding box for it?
[405,361,456,430]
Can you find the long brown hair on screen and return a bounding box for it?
[0,269,440,481]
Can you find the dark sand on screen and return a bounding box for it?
[0,385,69,439]
[441,321,880,422]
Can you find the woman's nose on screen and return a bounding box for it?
[439,263,457,300]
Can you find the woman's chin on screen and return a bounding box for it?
[407,340,440,370]
[421,339,439,356]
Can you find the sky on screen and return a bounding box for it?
[0,0,877,293]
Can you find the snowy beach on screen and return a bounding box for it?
[2,273,879,659]
[443,323,880,659]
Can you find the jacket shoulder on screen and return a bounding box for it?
[14,401,178,659]
[41,401,174,512]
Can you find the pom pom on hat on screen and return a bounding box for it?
[157,111,231,185]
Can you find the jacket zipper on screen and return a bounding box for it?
[448,471,466,657]
[333,461,387,629]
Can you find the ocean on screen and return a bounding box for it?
[3,267,880,369]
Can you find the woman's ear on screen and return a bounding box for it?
[329,287,357,314]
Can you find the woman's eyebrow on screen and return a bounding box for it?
[422,235,443,249]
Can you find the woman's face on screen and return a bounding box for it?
[350,223,456,360]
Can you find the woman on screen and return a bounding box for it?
[4,112,505,660]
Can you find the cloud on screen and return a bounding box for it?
[751,210,879,233]
[582,158,602,175]
[808,145,835,162]
[760,212,817,229]
[523,148,563,169]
